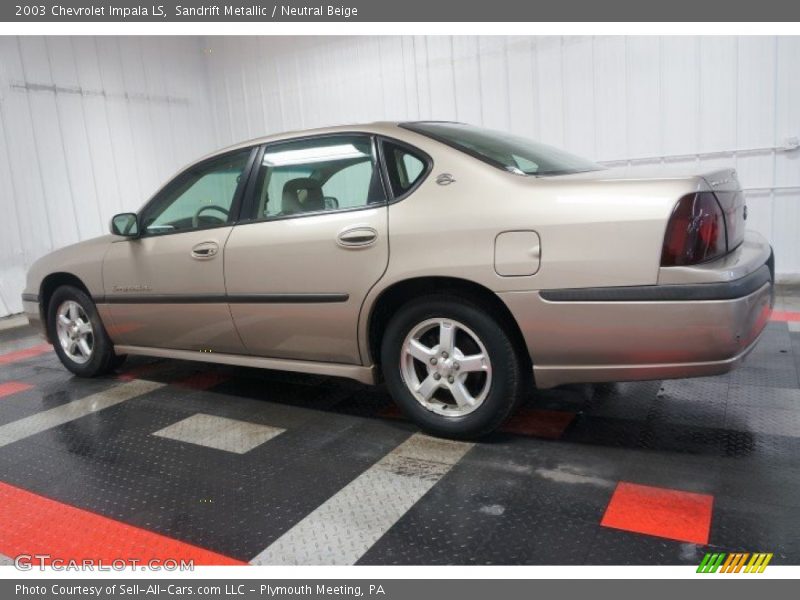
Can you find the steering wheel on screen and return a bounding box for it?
[192,205,230,228]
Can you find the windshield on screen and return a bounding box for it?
[402,122,601,177]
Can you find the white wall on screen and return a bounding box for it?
[1,35,799,317]
[205,35,800,279]
[0,36,216,317]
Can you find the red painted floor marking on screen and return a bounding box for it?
[118,364,229,389]
[176,371,230,390]
[379,404,575,440]
[0,481,245,565]
[0,381,34,399]
[502,408,576,439]
[601,481,713,545]
[378,404,405,419]
[116,362,166,382]
[0,343,51,366]
[771,310,800,322]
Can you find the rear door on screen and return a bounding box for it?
[223,134,389,364]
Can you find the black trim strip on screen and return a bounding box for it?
[94,293,349,305]
[21,293,39,303]
[228,294,349,304]
[539,264,771,303]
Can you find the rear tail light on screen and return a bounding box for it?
[661,192,727,266]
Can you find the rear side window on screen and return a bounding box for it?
[382,141,428,198]
[323,161,375,209]
[248,134,386,220]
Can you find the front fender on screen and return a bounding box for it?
[22,236,117,337]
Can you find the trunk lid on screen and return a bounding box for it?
[549,165,747,254]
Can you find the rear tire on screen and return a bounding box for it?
[47,285,119,377]
[381,294,527,439]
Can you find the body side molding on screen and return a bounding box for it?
[540,265,770,303]
[94,293,350,304]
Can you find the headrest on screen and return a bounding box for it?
[282,178,325,214]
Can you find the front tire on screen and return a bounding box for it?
[47,285,119,377]
[381,294,527,439]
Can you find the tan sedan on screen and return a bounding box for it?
[22,122,774,438]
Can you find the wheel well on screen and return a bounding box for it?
[40,272,91,317]
[367,276,531,369]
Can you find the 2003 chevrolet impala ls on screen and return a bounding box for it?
[22,122,774,438]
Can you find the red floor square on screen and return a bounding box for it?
[0,381,34,399]
[771,309,800,322]
[501,408,575,439]
[378,405,575,440]
[601,481,713,544]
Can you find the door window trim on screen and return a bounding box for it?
[135,146,260,239]
[237,133,390,226]
[376,135,433,204]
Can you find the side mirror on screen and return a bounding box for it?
[110,213,139,237]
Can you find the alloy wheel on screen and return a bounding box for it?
[55,300,95,365]
[399,317,492,417]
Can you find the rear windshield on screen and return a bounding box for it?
[402,122,601,177]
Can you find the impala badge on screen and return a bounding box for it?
[436,173,456,186]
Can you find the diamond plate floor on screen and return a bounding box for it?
[1,290,800,565]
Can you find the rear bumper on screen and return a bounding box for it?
[498,244,774,389]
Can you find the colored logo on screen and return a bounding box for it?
[697,552,773,573]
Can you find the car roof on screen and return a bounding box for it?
[199,121,444,162]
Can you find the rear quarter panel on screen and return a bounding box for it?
[358,128,705,364]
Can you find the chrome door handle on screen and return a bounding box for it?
[336,226,378,248]
[191,241,219,259]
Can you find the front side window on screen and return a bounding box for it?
[141,149,252,235]
[249,135,385,220]
[382,141,428,197]
[402,122,601,177]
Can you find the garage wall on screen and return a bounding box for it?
[0,36,216,317]
[1,35,798,318]
[205,35,800,281]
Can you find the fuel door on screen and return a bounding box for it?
[494,231,541,277]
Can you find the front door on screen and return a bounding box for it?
[224,134,389,364]
[102,148,254,353]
